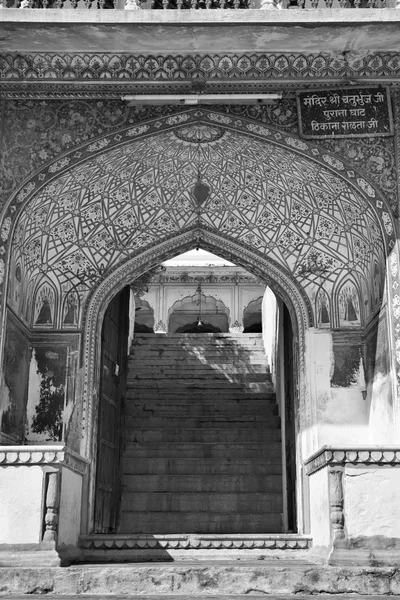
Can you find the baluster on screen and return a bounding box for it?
[99,0,105,8]
[205,0,212,8]
[324,0,333,7]
[353,0,361,7]
[297,0,305,7]
[339,0,348,7]
[42,472,60,543]
[163,0,169,8]
[329,467,346,547]
[84,0,92,7]
[367,0,375,7]
[176,0,183,8]
[311,0,318,7]
[233,0,240,8]
[191,0,197,8]
[42,0,49,7]
[219,0,226,7]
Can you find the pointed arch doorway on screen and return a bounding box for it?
[93,241,301,538]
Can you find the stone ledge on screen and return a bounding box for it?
[305,446,400,475]
[0,445,89,475]
[79,533,312,551]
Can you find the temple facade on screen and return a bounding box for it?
[1,3,400,594]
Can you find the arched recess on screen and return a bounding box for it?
[0,108,398,528]
[243,297,263,333]
[82,229,310,532]
[168,293,230,333]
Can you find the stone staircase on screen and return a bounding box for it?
[119,332,283,535]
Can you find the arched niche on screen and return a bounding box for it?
[243,297,263,333]
[168,293,230,334]
[134,297,155,333]
[32,279,58,329]
[1,108,398,531]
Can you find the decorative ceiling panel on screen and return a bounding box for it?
[12,123,385,302]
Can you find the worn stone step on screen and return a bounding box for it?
[129,357,269,365]
[125,428,281,443]
[122,474,282,493]
[1,565,395,596]
[121,492,283,513]
[130,349,268,357]
[121,457,282,475]
[126,391,276,401]
[127,381,272,391]
[123,442,282,459]
[124,416,281,429]
[128,373,270,382]
[119,512,283,534]
[126,398,278,418]
[125,408,279,420]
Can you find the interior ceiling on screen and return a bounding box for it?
[12,123,384,298]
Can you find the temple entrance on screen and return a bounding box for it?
[94,250,298,535]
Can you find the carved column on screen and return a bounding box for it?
[328,466,346,547]
[43,470,60,543]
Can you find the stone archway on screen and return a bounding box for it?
[1,108,398,539]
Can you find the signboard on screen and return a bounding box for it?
[297,87,393,139]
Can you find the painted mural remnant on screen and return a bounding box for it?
[338,283,361,327]
[1,321,30,442]
[331,345,363,388]
[34,284,55,327]
[316,288,330,327]
[63,291,79,327]
[25,346,67,442]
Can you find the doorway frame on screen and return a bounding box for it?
[82,228,313,536]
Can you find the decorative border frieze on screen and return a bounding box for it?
[79,534,312,551]
[2,53,400,91]
[305,446,400,475]
[0,445,89,475]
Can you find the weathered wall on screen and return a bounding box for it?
[345,465,400,546]
[0,465,44,544]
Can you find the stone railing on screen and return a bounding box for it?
[0,0,391,7]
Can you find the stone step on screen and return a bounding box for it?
[125,428,281,443]
[122,474,282,493]
[126,392,276,401]
[122,457,282,475]
[130,349,268,357]
[127,381,272,391]
[2,563,393,595]
[124,416,281,429]
[129,358,269,366]
[132,334,264,342]
[119,512,283,534]
[128,373,270,382]
[121,492,283,513]
[126,403,278,417]
[123,442,282,459]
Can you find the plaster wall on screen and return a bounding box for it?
[306,329,370,450]
[308,466,331,550]
[58,466,83,548]
[262,287,278,376]
[0,465,43,543]
[344,465,400,544]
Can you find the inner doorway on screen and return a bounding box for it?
[94,249,297,535]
